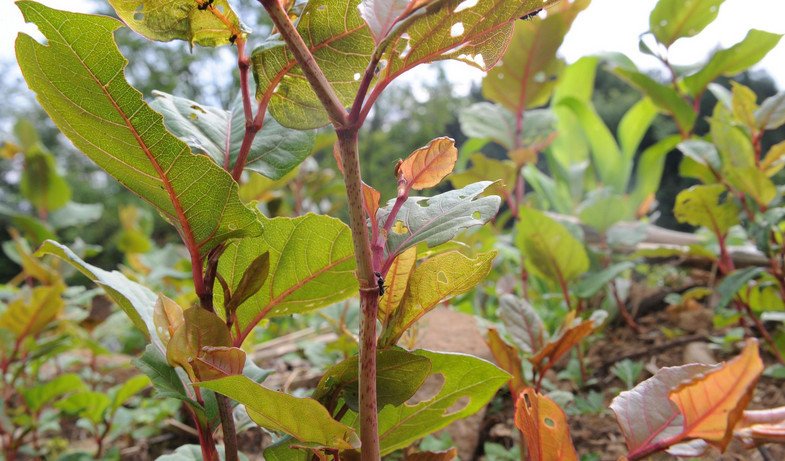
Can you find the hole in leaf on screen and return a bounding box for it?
[472,211,481,220]
[437,271,448,284]
[659,19,668,27]
[406,373,444,404]
[188,113,198,120]
[133,12,144,21]
[710,5,717,12]
[443,396,470,416]
[392,221,408,234]
[450,22,465,37]
[453,0,478,13]
[317,4,327,11]
[190,105,207,114]
[543,417,555,428]
[524,392,532,409]
[533,71,547,83]
[353,73,361,81]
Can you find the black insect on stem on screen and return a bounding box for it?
[375,271,386,297]
[519,8,542,20]
[198,0,214,11]
[229,34,238,44]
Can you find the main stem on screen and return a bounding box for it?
[336,128,380,461]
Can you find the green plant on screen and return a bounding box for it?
[10,0,558,458]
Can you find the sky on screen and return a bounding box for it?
[2,0,785,94]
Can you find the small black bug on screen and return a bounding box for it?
[229,34,238,44]
[198,0,214,11]
[375,271,386,297]
[519,8,542,20]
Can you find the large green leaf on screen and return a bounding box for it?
[629,135,682,210]
[724,167,777,206]
[110,375,151,414]
[515,207,589,285]
[36,240,159,348]
[673,184,739,236]
[251,0,374,129]
[197,375,359,449]
[313,348,431,412]
[716,267,765,310]
[215,214,358,340]
[613,67,696,135]
[354,350,508,455]
[649,0,725,48]
[150,91,314,180]
[0,283,65,339]
[618,97,658,160]
[458,103,517,149]
[107,0,243,47]
[377,181,501,260]
[55,392,112,424]
[710,104,755,170]
[683,30,782,98]
[380,250,497,346]
[16,2,262,258]
[23,373,85,412]
[482,0,588,112]
[755,91,785,130]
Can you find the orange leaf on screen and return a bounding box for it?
[192,346,247,382]
[486,328,526,397]
[515,388,578,461]
[669,338,763,451]
[398,137,457,191]
[528,312,601,373]
[378,246,417,325]
[406,448,457,461]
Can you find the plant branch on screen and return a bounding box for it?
[258,0,349,127]
[216,394,239,461]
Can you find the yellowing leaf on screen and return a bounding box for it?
[669,338,763,451]
[379,250,496,347]
[761,140,785,176]
[398,137,458,191]
[515,388,578,461]
[674,184,739,236]
[0,283,65,339]
[379,247,417,325]
[486,329,526,397]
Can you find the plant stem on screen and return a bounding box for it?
[217,394,239,461]
[336,128,381,461]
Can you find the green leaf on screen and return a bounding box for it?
[649,0,725,48]
[107,0,243,47]
[498,293,546,354]
[224,251,269,315]
[23,373,85,412]
[754,91,785,130]
[673,184,739,235]
[516,207,589,285]
[380,250,496,346]
[629,135,682,210]
[521,165,573,214]
[48,202,104,230]
[683,30,783,98]
[55,392,111,424]
[36,240,159,346]
[197,375,359,449]
[368,350,508,455]
[150,91,314,180]
[215,214,357,340]
[678,139,721,171]
[716,267,765,310]
[577,190,627,233]
[20,145,71,213]
[613,67,696,135]
[618,97,659,160]
[110,375,151,414]
[313,348,431,412]
[251,0,374,129]
[458,103,516,149]
[0,283,65,339]
[710,103,755,170]
[449,154,516,198]
[378,181,501,260]
[133,345,197,406]
[156,445,249,461]
[16,2,262,258]
[482,0,589,112]
[724,167,777,206]
[574,261,635,299]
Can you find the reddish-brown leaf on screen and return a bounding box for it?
[669,338,763,451]
[193,346,247,381]
[486,328,526,397]
[528,312,600,373]
[515,388,578,461]
[397,137,457,191]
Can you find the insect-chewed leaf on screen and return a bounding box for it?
[669,338,763,451]
[15,2,262,258]
[252,0,375,129]
[378,181,500,260]
[397,137,457,191]
[515,388,578,461]
[107,0,244,47]
[674,184,739,236]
